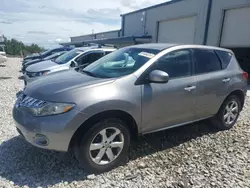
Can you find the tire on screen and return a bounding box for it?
[211,95,241,130]
[74,118,130,173]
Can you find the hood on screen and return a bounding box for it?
[26,60,59,72]
[24,69,115,102]
[25,58,43,66]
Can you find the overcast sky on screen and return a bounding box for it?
[0,0,167,48]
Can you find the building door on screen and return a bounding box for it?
[157,16,196,44]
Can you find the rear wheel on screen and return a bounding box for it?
[74,118,130,173]
[212,95,241,130]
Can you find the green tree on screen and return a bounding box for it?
[3,36,45,56]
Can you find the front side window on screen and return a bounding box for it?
[155,49,192,78]
[194,49,222,74]
[105,51,113,55]
[83,47,160,78]
[54,49,82,64]
[76,52,103,66]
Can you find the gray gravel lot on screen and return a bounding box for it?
[0,58,250,188]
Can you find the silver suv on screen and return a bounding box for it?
[13,44,248,173]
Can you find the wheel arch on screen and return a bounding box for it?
[68,110,139,151]
[223,90,245,111]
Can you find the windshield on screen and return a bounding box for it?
[54,49,82,64]
[44,52,64,60]
[83,47,160,78]
[0,46,4,52]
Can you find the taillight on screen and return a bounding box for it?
[243,71,248,80]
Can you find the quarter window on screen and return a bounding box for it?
[215,50,232,69]
[156,49,192,78]
[194,49,222,74]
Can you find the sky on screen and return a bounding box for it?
[0,0,168,48]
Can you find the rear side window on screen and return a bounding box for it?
[194,49,222,74]
[215,50,232,69]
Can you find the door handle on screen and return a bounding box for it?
[184,86,196,92]
[222,78,231,83]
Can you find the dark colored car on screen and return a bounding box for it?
[22,51,66,72]
[22,46,73,64]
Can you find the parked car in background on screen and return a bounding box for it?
[22,51,66,72]
[0,54,7,63]
[22,46,73,64]
[0,46,7,63]
[13,43,248,173]
[23,46,116,85]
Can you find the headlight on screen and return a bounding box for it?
[29,102,75,116]
[37,71,50,77]
[29,71,50,77]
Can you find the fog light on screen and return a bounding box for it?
[34,134,49,146]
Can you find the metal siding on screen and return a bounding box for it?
[71,35,93,42]
[220,7,250,47]
[157,16,196,43]
[207,0,250,47]
[123,11,146,36]
[95,31,119,39]
[71,30,120,42]
[123,0,209,44]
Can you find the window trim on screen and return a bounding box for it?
[192,48,223,76]
[135,48,195,85]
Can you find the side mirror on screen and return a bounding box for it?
[148,70,169,83]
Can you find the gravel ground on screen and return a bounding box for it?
[0,58,250,188]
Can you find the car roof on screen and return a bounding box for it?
[129,43,232,53]
[75,47,116,52]
[130,43,179,51]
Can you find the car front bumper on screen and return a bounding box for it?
[13,104,87,152]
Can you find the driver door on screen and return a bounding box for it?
[141,49,197,133]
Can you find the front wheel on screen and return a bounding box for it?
[212,95,241,130]
[74,118,130,173]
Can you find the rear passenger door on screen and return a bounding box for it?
[193,49,231,119]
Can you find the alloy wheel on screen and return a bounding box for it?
[223,100,239,125]
[89,127,124,165]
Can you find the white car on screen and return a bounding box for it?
[24,47,116,85]
[0,50,7,63]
